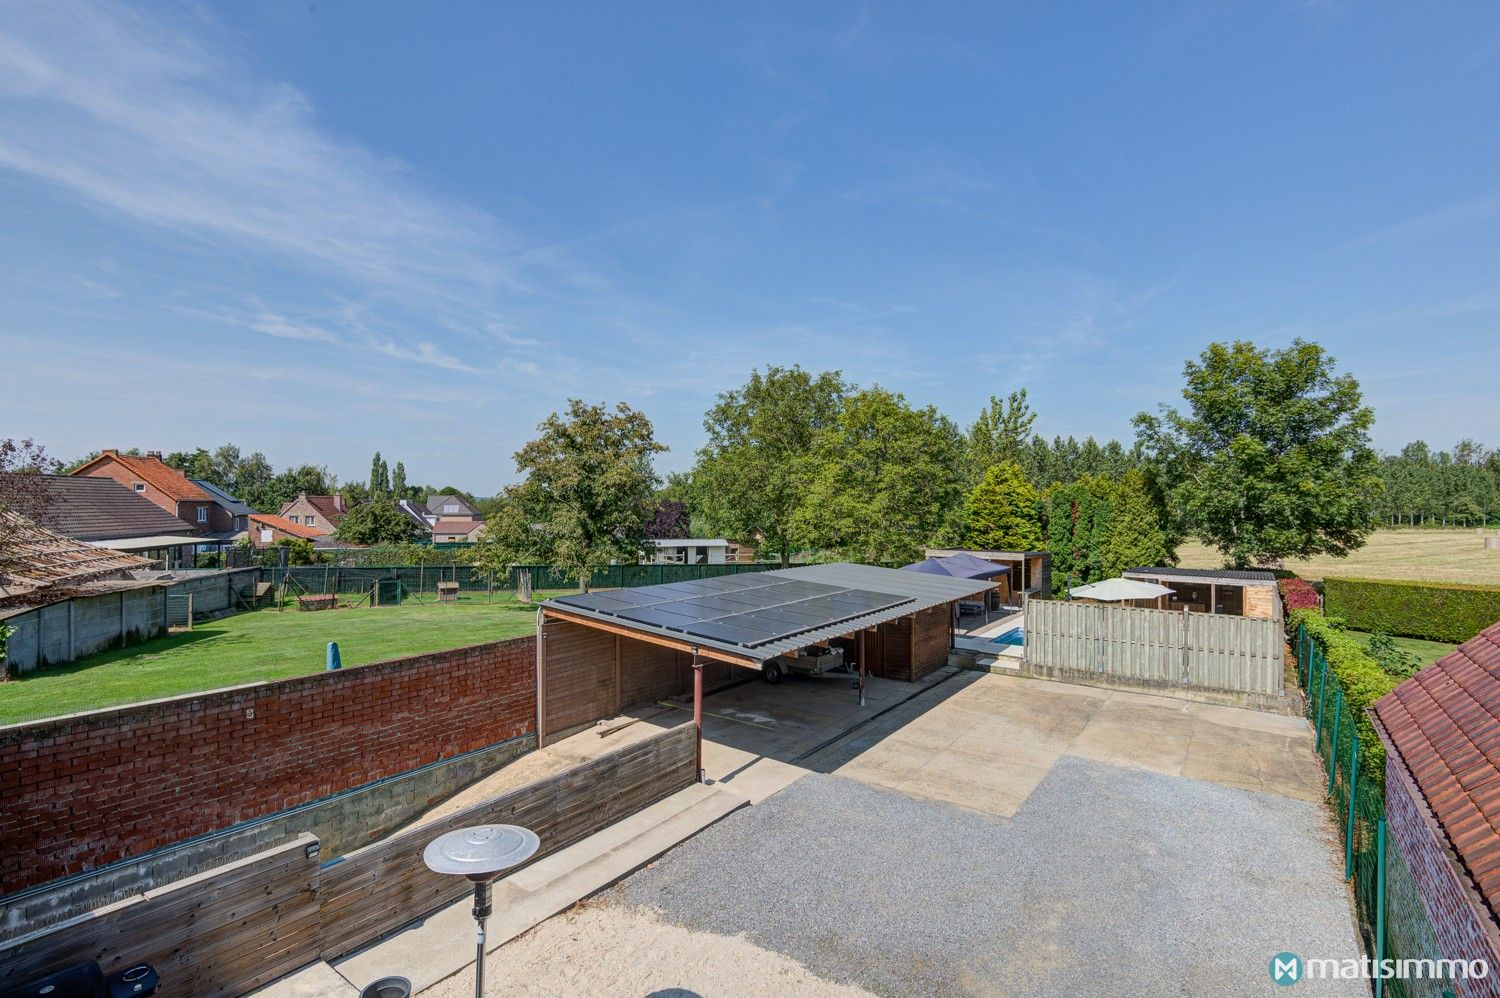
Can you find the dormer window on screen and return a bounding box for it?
[444,503,459,514]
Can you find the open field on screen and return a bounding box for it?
[1175,528,1500,584]
[0,593,556,725]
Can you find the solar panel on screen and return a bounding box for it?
[555,574,921,650]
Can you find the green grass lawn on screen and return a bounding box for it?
[1347,630,1457,669]
[0,593,559,725]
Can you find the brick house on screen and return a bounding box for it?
[278,494,346,536]
[1372,622,1500,996]
[247,513,325,548]
[70,450,216,534]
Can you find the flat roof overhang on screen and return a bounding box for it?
[540,563,995,668]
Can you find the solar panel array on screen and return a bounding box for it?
[551,573,913,649]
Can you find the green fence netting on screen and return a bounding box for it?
[1295,624,1453,998]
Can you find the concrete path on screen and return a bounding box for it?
[331,782,746,996]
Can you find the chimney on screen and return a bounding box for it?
[335,493,345,513]
[146,450,162,460]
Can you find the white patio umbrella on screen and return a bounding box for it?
[1067,578,1175,602]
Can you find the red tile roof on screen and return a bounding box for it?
[248,512,324,540]
[1374,621,1500,920]
[433,517,482,533]
[72,451,211,503]
[304,495,346,525]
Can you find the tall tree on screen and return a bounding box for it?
[1100,468,1174,578]
[963,461,1045,553]
[333,500,423,545]
[368,452,389,496]
[645,500,691,540]
[471,400,664,591]
[964,389,1037,486]
[1135,340,1380,568]
[392,461,408,499]
[693,366,848,566]
[794,387,963,564]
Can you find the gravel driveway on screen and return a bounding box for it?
[615,760,1364,996]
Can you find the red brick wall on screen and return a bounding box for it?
[1385,748,1500,997]
[0,636,537,895]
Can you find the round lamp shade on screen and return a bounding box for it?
[423,824,540,880]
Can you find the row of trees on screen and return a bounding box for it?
[1374,440,1500,527]
[469,338,1383,584]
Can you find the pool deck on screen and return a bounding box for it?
[955,611,1025,664]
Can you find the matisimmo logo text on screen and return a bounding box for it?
[1270,951,1489,985]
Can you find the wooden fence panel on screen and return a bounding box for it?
[1025,600,1283,695]
[317,722,698,960]
[0,834,321,998]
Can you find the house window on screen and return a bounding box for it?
[260,529,273,543]
[197,507,208,523]
[444,503,460,514]
[306,515,316,527]
[134,482,146,492]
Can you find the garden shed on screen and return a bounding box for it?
[535,563,994,763]
[1121,566,1279,620]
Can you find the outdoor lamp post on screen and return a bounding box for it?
[422,824,540,998]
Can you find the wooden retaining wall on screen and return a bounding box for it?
[1025,600,1284,695]
[2,724,699,994]
[0,834,321,998]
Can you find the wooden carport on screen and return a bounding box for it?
[534,563,995,780]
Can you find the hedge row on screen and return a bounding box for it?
[1291,607,1401,790]
[1323,576,1500,644]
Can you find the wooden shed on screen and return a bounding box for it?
[1121,566,1280,621]
[535,563,995,773]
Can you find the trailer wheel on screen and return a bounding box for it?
[763,661,783,684]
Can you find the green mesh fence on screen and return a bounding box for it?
[1295,624,1452,998]
[258,561,780,599]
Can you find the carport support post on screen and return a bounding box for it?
[858,630,867,707]
[692,645,705,783]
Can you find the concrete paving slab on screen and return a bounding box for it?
[249,960,359,997]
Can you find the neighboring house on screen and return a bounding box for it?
[278,494,346,536]
[70,449,215,533]
[189,479,252,542]
[432,518,485,543]
[247,513,324,548]
[1372,623,1500,990]
[425,493,482,520]
[397,498,436,531]
[36,475,203,568]
[647,539,731,565]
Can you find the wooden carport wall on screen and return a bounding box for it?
[535,605,888,780]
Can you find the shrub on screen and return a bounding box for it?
[1291,607,1401,789]
[1323,577,1500,644]
[1364,632,1420,678]
[1278,577,1320,612]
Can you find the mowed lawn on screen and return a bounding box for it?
[1348,631,1458,669]
[1175,528,1500,584]
[0,594,559,725]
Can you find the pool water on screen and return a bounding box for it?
[989,628,1024,647]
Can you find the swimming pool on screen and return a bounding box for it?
[989,627,1024,647]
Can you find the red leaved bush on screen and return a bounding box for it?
[1279,577,1320,612]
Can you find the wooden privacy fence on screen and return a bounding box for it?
[0,723,699,996]
[1025,600,1284,695]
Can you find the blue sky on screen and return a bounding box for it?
[2,1,1498,492]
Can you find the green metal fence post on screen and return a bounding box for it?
[1375,818,1387,998]
[1327,688,1343,794]
[1315,648,1330,738]
[1345,731,1359,879]
[1297,623,1307,685]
